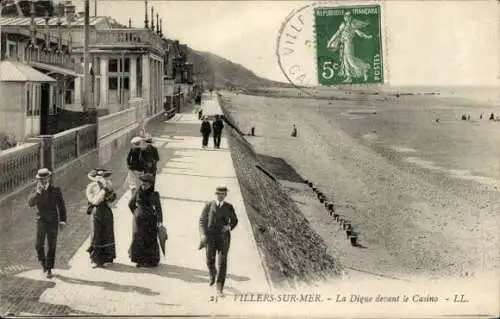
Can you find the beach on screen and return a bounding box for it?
[221,89,500,282]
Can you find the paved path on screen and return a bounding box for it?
[12,111,270,316]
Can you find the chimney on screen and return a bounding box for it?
[64,1,76,22]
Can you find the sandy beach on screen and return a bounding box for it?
[221,90,499,283]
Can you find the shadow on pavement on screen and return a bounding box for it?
[0,275,102,316]
[108,263,250,284]
[158,172,237,180]
[54,274,160,296]
[159,195,207,204]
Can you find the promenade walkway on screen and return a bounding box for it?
[1,99,269,316]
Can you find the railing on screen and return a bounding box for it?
[89,29,164,53]
[97,107,137,140]
[25,47,76,71]
[52,124,97,169]
[0,143,41,198]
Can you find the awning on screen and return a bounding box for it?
[28,61,80,77]
[0,61,56,82]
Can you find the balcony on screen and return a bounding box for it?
[88,29,164,54]
[24,47,76,72]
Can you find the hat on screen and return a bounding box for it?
[215,186,228,194]
[36,168,52,179]
[131,136,143,145]
[139,173,155,183]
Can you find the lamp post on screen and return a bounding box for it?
[83,0,91,112]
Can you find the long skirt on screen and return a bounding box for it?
[89,205,116,265]
[129,210,160,266]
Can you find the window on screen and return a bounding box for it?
[26,84,32,116]
[7,41,18,59]
[137,57,143,97]
[33,84,41,116]
[108,59,118,72]
[120,58,130,72]
[108,77,118,90]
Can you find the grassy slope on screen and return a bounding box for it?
[187,49,293,89]
[219,96,342,288]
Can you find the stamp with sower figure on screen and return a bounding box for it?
[315,5,384,85]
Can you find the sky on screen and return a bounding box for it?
[77,0,500,86]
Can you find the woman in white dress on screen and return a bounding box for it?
[86,169,116,267]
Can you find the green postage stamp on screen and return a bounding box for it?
[315,5,384,85]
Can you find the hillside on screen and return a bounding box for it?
[187,49,293,89]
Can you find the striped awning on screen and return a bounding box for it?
[0,61,56,82]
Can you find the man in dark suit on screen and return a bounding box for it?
[28,168,67,278]
[199,186,238,296]
[212,115,224,149]
[141,134,160,189]
[200,116,212,149]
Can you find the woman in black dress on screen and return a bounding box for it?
[128,173,163,267]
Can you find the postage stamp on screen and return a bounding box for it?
[314,5,384,85]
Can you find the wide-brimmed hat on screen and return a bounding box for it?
[36,168,52,180]
[88,168,112,179]
[215,186,228,194]
[139,173,155,183]
[131,136,143,146]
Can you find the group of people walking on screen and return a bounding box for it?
[200,115,225,149]
[29,130,239,296]
[85,131,165,269]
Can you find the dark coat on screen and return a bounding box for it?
[212,119,224,134]
[199,201,238,237]
[141,145,160,173]
[28,185,67,224]
[127,148,144,171]
[128,187,163,224]
[200,121,212,135]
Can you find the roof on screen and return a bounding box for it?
[0,16,113,27]
[0,61,57,82]
[29,62,80,77]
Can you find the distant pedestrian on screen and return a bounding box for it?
[200,116,212,149]
[126,137,145,192]
[291,124,297,137]
[128,173,164,268]
[490,113,495,120]
[251,127,255,136]
[212,115,224,149]
[198,108,203,120]
[28,168,67,278]
[198,186,238,297]
[86,169,116,268]
[480,113,483,120]
[142,134,160,189]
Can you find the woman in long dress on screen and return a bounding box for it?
[327,11,373,83]
[128,173,163,267]
[86,169,117,267]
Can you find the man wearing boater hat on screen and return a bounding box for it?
[28,168,67,278]
[199,186,238,296]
